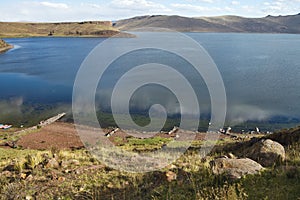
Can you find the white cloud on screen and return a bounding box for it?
[201,0,214,3]
[262,0,300,15]
[184,0,215,3]
[231,1,240,5]
[39,1,69,9]
[111,0,170,12]
[0,0,299,22]
[171,3,221,12]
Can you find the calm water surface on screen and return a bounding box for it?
[1,34,300,128]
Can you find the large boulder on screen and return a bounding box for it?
[244,139,285,167]
[210,158,264,180]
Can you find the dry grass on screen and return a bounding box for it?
[0,21,119,38]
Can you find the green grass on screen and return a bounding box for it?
[117,136,172,152]
[1,126,300,199]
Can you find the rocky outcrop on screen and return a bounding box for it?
[244,139,285,167]
[0,39,13,53]
[210,158,264,180]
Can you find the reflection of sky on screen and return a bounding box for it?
[1,34,300,124]
[0,73,72,103]
[0,37,103,86]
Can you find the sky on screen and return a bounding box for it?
[0,0,299,22]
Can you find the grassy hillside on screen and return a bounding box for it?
[114,13,300,33]
[0,123,300,199]
[0,21,122,38]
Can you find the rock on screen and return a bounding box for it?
[210,158,264,180]
[107,182,114,188]
[58,177,66,182]
[227,153,236,159]
[45,158,60,169]
[166,171,177,182]
[26,174,34,181]
[25,195,34,200]
[244,139,285,167]
[20,173,27,179]
[63,169,72,173]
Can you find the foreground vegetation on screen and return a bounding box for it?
[0,125,300,199]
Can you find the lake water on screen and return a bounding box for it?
[1,33,300,129]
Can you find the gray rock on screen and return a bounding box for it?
[210,158,264,180]
[244,139,285,167]
[45,158,59,169]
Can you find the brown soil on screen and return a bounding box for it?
[17,122,84,150]
[16,122,231,150]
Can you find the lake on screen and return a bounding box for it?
[1,33,300,130]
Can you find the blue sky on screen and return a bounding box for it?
[0,0,299,22]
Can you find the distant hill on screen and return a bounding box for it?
[0,21,126,38]
[1,14,299,37]
[114,13,300,33]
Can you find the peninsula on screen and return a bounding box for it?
[0,39,13,53]
[0,21,128,38]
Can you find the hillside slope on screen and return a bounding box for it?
[114,13,300,33]
[0,21,122,38]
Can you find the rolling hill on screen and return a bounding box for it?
[114,13,300,33]
[0,21,123,38]
[1,13,299,38]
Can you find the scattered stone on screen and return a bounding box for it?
[210,158,264,180]
[58,177,66,182]
[25,195,34,200]
[26,174,34,181]
[63,169,72,173]
[244,139,285,167]
[107,182,114,188]
[20,173,27,179]
[45,158,60,169]
[227,153,236,159]
[166,171,177,182]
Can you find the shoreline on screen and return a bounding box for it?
[0,44,13,53]
[0,32,135,39]
[0,38,14,53]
